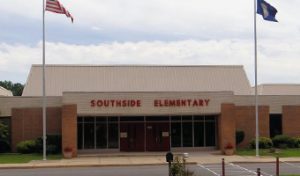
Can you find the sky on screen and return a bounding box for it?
[0,0,300,85]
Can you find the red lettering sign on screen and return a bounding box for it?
[90,99,142,108]
[153,99,210,107]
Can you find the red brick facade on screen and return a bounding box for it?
[61,104,77,157]
[235,106,269,148]
[219,103,236,153]
[11,107,61,152]
[282,106,300,137]
[8,103,300,156]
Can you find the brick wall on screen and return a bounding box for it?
[282,106,300,137]
[62,104,77,157]
[235,106,269,148]
[219,103,236,152]
[11,107,62,152]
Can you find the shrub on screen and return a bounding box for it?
[236,130,245,145]
[250,137,273,149]
[16,140,37,154]
[35,134,62,154]
[294,137,300,148]
[171,156,194,176]
[272,135,296,148]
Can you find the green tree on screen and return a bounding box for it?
[0,121,10,152]
[0,80,24,96]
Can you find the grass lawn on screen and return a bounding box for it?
[0,153,62,164]
[236,148,300,157]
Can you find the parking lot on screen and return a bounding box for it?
[197,161,300,176]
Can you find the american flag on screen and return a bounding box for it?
[46,0,74,23]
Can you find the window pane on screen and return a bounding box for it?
[108,116,118,122]
[85,117,94,123]
[182,122,193,147]
[84,123,95,149]
[182,116,192,121]
[108,123,119,148]
[171,116,181,121]
[146,116,169,121]
[205,116,216,121]
[194,122,204,147]
[120,116,144,121]
[96,123,107,149]
[194,115,204,121]
[269,114,282,138]
[171,123,181,147]
[78,117,83,123]
[96,117,107,123]
[77,123,83,149]
[205,121,216,146]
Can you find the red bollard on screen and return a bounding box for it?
[257,168,261,176]
[222,158,225,176]
[276,157,279,176]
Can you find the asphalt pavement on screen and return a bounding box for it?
[1,162,300,176]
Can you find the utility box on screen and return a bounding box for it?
[166,152,173,162]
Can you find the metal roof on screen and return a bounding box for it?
[0,86,13,96]
[254,84,300,95]
[22,65,252,96]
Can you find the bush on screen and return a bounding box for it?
[250,137,273,149]
[16,140,37,154]
[171,156,194,176]
[272,135,296,148]
[35,134,61,154]
[236,130,245,145]
[294,137,300,148]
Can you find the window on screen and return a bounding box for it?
[270,114,282,138]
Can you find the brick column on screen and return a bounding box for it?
[282,105,300,137]
[219,103,236,153]
[62,104,77,157]
[235,106,269,147]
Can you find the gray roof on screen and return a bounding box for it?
[22,65,252,96]
[254,84,300,95]
[0,86,13,96]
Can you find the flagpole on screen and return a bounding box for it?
[254,0,259,157]
[42,0,47,160]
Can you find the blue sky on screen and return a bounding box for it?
[0,0,300,85]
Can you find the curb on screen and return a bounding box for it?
[0,162,197,170]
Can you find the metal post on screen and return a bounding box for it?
[168,161,172,176]
[42,0,47,161]
[276,157,279,176]
[254,0,259,157]
[257,168,261,176]
[222,158,225,176]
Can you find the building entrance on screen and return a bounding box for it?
[77,115,217,152]
[146,122,170,151]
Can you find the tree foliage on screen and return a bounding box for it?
[0,121,10,152]
[0,80,24,96]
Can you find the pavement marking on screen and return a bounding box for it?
[197,164,220,176]
[281,161,300,169]
[198,163,260,176]
[228,163,260,176]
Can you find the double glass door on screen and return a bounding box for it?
[77,116,119,150]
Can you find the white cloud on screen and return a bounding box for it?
[1,0,300,85]
[2,0,300,40]
[0,39,300,84]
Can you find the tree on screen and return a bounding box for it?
[0,121,10,152]
[0,80,24,96]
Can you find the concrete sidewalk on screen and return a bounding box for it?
[1,151,300,169]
